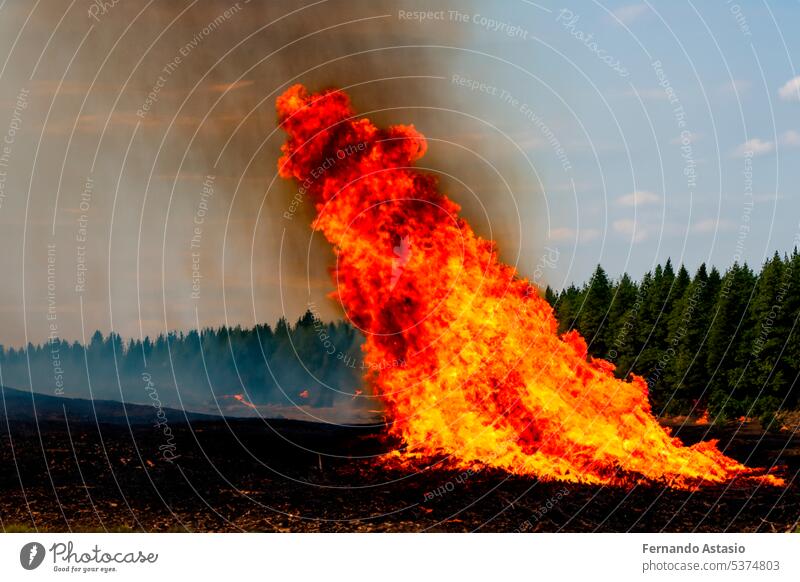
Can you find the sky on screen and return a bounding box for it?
[0,0,798,346]
[440,1,800,291]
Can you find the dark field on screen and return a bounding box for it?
[1,410,798,533]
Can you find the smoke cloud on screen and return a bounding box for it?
[0,0,546,417]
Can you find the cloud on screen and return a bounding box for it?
[579,228,601,242]
[778,76,800,101]
[733,138,773,157]
[613,218,647,242]
[549,227,601,243]
[613,4,649,25]
[780,130,800,147]
[692,218,735,233]
[549,227,575,242]
[616,190,660,207]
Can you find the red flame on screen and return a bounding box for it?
[696,410,711,426]
[276,84,782,489]
[231,393,258,410]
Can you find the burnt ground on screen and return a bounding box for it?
[0,414,798,533]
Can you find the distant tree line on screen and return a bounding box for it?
[0,311,365,414]
[545,253,800,421]
[1,253,798,421]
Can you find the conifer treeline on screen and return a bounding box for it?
[1,254,798,419]
[545,253,800,421]
[0,312,364,412]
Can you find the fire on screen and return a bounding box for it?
[276,84,782,489]
[232,393,258,410]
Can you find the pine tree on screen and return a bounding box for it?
[744,253,793,420]
[606,273,638,374]
[544,285,557,307]
[664,264,714,413]
[553,284,582,335]
[706,262,757,418]
[782,250,800,411]
[578,265,612,355]
[635,265,670,402]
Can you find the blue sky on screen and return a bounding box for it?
[440,1,800,288]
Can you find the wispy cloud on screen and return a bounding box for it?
[778,76,800,101]
[692,218,735,233]
[549,227,574,242]
[580,228,601,242]
[616,190,660,207]
[612,4,649,25]
[613,218,647,242]
[733,138,774,157]
[549,227,601,243]
[780,130,800,147]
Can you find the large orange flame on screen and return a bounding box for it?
[276,84,782,489]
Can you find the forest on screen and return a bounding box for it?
[1,253,798,422]
[0,311,367,417]
[546,252,800,422]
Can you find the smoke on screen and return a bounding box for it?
[0,313,377,422]
[0,0,521,344]
[0,0,546,419]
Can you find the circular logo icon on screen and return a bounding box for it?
[19,542,46,570]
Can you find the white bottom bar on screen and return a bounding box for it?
[1,533,798,581]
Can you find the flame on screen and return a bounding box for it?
[232,393,258,410]
[276,84,782,489]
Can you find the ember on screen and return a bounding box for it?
[276,84,782,489]
[232,394,258,410]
